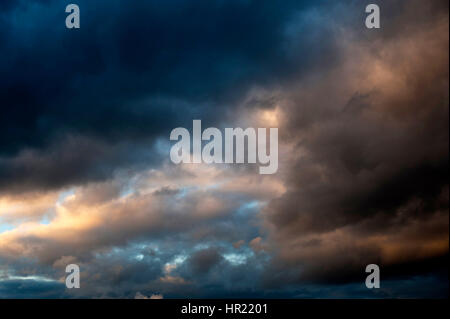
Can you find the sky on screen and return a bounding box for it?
[0,0,448,298]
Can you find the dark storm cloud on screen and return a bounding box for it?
[187,247,223,274]
[0,136,163,192]
[0,280,65,299]
[0,0,448,299]
[0,0,337,193]
[262,0,449,286]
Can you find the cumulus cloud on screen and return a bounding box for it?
[135,292,163,299]
[0,0,448,298]
[260,0,449,285]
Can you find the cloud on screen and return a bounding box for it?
[188,248,223,274]
[260,0,449,285]
[233,240,245,249]
[135,292,163,299]
[0,0,448,298]
[0,0,330,194]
